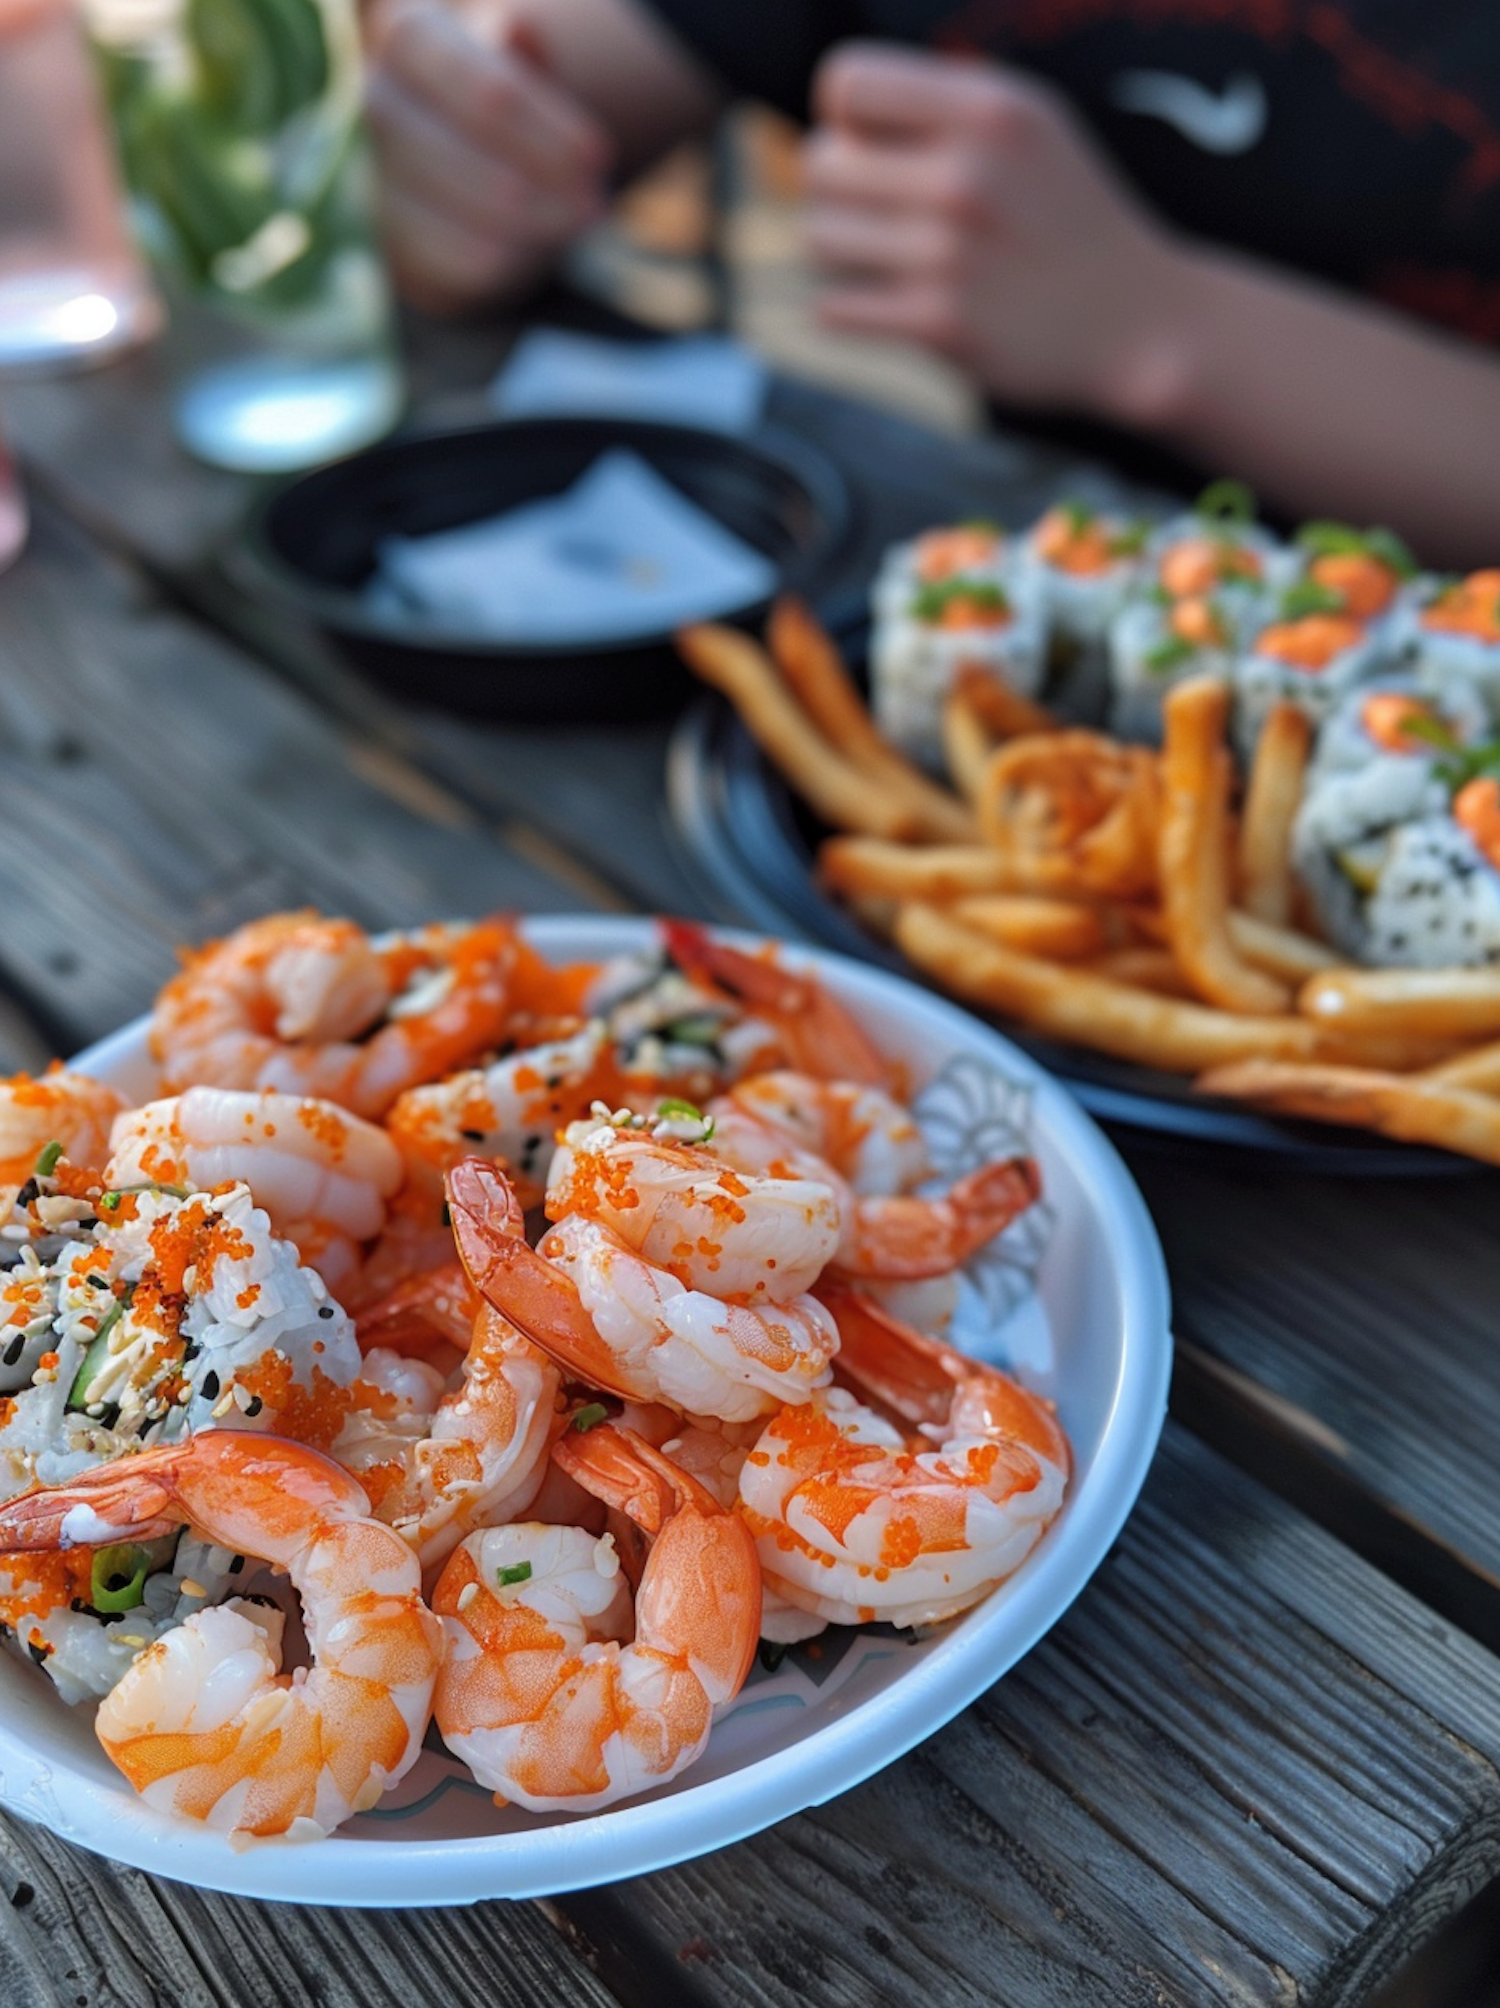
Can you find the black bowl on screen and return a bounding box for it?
[234,415,850,722]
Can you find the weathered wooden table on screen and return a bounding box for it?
[2,306,1499,2007]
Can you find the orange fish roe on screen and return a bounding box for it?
[914,526,1001,583]
[1158,536,1262,599]
[1307,550,1399,618]
[234,1352,354,1452]
[1168,596,1228,650]
[932,591,1010,631]
[1361,692,1444,753]
[1422,569,1500,643]
[1033,506,1124,576]
[1255,614,1364,671]
[1455,776,1500,870]
[0,1549,94,1631]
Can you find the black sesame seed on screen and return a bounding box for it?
[244,1396,263,1418]
[460,1129,486,1143]
[200,1371,220,1401]
[228,1555,245,1574]
[317,1306,334,1320]
[13,1181,38,1209]
[27,1640,49,1666]
[2,1333,26,1368]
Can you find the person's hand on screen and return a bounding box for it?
[366,0,614,313]
[804,43,1189,421]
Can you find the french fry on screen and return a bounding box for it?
[950,662,1056,741]
[766,597,978,844]
[1226,911,1341,983]
[1298,965,1500,1041]
[1196,1059,1500,1165]
[941,681,998,805]
[678,624,919,841]
[1237,700,1311,925]
[1084,947,1196,997]
[1159,676,1290,1014]
[1422,1040,1500,1092]
[819,836,1019,901]
[949,894,1107,961]
[977,731,1162,899]
[893,903,1329,1071]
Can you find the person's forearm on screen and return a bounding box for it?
[1115,242,1500,566]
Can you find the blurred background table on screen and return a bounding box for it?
[4,165,1500,2001]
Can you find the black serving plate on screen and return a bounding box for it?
[668,691,1479,1172]
[234,416,849,723]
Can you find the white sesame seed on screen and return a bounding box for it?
[210,1390,235,1419]
[178,1578,207,1599]
[456,1581,479,1613]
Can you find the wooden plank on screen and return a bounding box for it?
[1128,1151,1500,1648]
[563,1425,1500,2008]
[0,498,596,1052]
[0,1811,629,2008]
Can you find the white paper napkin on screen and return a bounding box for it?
[368,447,777,645]
[490,329,767,435]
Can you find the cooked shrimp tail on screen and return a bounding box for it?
[660,920,891,1087]
[836,1155,1041,1280]
[447,1158,634,1394]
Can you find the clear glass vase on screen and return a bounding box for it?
[87,0,403,469]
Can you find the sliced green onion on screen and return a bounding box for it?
[1195,478,1256,524]
[68,1285,134,1410]
[98,1182,192,1208]
[660,1014,722,1049]
[909,577,1010,623]
[496,1561,533,1588]
[32,1141,63,1179]
[1295,520,1417,577]
[1280,580,1347,620]
[1109,519,1152,556]
[1058,500,1094,533]
[1143,636,1196,674]
[90,1544,151,1613]
[571,1403,609,1433]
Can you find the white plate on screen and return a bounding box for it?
[0,916,1171,1904]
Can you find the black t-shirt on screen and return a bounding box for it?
[645,0,1500,351]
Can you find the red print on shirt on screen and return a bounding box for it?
[935,0,1500,195]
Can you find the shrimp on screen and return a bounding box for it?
[738,1284,1070,1629]
[708,1083,1042,1282]
[334,1300,561,1574]
[719,1073,930,1197]
[546,1110,841,1301]
[0,1432,442,1837]
[660,921,892,1088]
[150,912,514,1120]
[385,1024,613,1212]
[448,1157,839,1424]
[106,1088,405,1297]
[0,1068,126,1185]
[431,1423,759,1811]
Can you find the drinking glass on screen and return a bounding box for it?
[87,0,403,470]
[0,0,159,372]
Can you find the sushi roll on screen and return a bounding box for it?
[871,552,1047,770]
[1146,479,1293,608]
[871,522,1010,623]
[1013,500,1151,650]
[1108,589,1243,743]
[1288,519,1419,623]
[1292,683,1490,961]
[0,1170,363,1701]
[1395,570,1500,721]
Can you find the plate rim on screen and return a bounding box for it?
[0,915,1171,1905]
